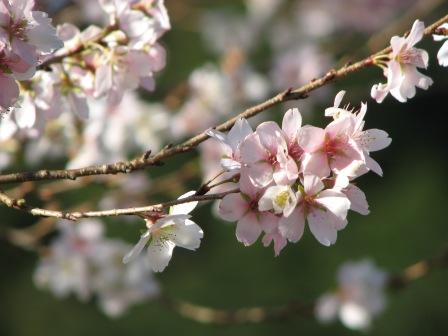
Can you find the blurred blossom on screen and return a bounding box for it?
[245,0,283,25]
[99,172,151,212]
[34,219,160,317]
[172,63,268,139]
[72,0,108,24]
[201,12,257,55]
[68,93,170,169]
[315,259,387,331]
[270,45,331,90]
[298,0,414,34]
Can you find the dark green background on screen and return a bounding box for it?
[1,1,447,335]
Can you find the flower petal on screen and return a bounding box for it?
[219,193,248,222]
[236,212,262,246]
[169,219,203,250]
[146,238,176,272]
[307,209,338,246]
[170,190,198,215]
[279,207,305,243]
[123,231,150,264]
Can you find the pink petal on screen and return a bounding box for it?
[256,121,284,153]
[236,212,262,246]
[307,209,338,246]
[240,133,267,164]
[219,193,248,222]
[344,184,370,215]
[298,126,326,152]
[279,207,305,243]
[303,174,325,195]
[282,108,302,142]
[301,152,331,178]
[316,190,350,223]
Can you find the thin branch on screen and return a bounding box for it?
[2,13,447,186]
[0,188,239,220]
[159,248,448,325]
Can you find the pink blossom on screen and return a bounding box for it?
[206,118,253,172]
[278,175,351,246]
[219,172,278,246]
[0,0,62,69]
[241,121,298,187]
[299,115,365,178]
[371,20,432,103]
[326,91,392,176]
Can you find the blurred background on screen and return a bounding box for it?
[1,0,448,335]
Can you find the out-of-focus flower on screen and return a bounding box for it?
[371,20,432,103]
[123,191,203,272]
[34,219,160,317]
[433,23,448,67]
[315,259,388,331]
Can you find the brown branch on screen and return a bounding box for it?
[0,188,239,220]
[2,13,447,186]
[159,248,448,325]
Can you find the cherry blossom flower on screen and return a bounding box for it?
[123,191,203,272]
[206,118,253,172]
[325,91,392,176]
[0,0,62,70]
[258,184,298,217]
[241,121,298,187]
[219,172,278,246]
[371,20,432,103]
[94,44,165,106]
[299,115,365,178]
[315,259,387,331]
[278,175,351,246]
[433,23,448,67]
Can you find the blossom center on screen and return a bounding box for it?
[288,141,303,160]
[8,18,29,41]
[274,191,289,209]
[324,136,346,158]
[397,47,421,65]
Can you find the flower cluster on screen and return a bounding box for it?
[34,220,160,317]
[315,259,387,331]
[1,0,170,140]
[210,91,391,255]
[0,0,62,114]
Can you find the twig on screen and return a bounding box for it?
[0,188,239,220]
[2,13,447,186]
[159,248,448,325]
